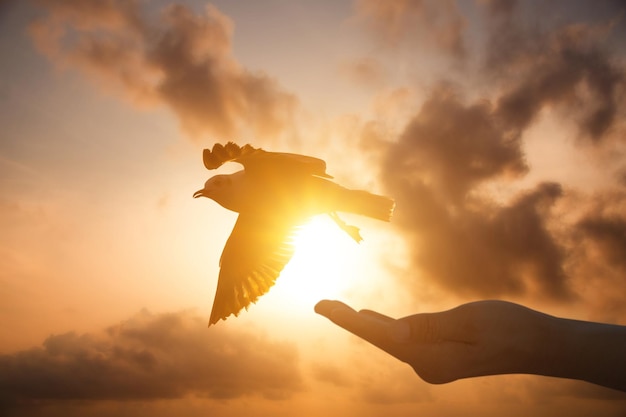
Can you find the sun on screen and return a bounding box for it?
[270,215,362,305]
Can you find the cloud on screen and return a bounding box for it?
[471,0,626,311]
[339,57,387,88]
[576,211,626,273]
[309,362,351,387]
[0,0,16,18]
[353,0,466,58]
[352,0,626,144]
[0,310,302,410]
[370,86,573,299]
[346,1,626,304]
[482,1,626,143]
[28,0,297,141]
[388,86,528,201]
[495,28,624,143]
[558,190,626,322]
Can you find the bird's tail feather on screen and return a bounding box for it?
[342,189,395,222]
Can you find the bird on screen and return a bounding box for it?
[193,142,394,325]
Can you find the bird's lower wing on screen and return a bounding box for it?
[209,213,299,325]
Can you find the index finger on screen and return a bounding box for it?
[315,300,402,354]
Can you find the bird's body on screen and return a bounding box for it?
[194,143,394,325]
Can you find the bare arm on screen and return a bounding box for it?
[548,315,626,391]
[315,300,626,392]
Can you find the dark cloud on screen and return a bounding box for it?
[482,1,626,143]
[376,88,571,299]
[351,1,626,303]
[0,0,16,19]
[481,0,538,76]
[354,0,626,144]
[559,191,626,321]
[494,27,624,142]
[28,1,297,141]
[577,213,626,272]
[0,310,302,411]
[389,86,527,202]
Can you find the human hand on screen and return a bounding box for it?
[315,300,554,384]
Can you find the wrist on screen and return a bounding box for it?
[540,315,626,391]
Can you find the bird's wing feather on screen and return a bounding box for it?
[209,213,299,325]
[203,142,332,178]
[203,142,256,170]
[238,151,332,179]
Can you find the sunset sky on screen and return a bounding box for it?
[1,0,626,415]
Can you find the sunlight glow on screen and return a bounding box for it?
[270,216,362,306]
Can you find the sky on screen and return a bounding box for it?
[1,0,626,415]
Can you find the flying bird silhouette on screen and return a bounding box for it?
[194,142,394,325]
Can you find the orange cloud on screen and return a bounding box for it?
[367,82,624,304]
[347,1,626,308]
[376,87,568,299]
[28,1,297,141]
[0,310,302,410]
[561,190,626,322]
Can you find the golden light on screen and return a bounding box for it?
[270,215,363,306]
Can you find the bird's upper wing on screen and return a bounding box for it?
[203,142,256,170]
[209,213,300,325]
[203,142,332,178]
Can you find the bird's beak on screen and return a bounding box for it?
[193,188,206,198]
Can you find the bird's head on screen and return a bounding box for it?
[193,175,233,201]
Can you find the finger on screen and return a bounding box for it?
[314,300,362,329]
[314,300,356,318]
[359,309,395,324]
[315,300,397,353]
[359,310,413,344]
[399,307,478,344]
[314,301,395,324]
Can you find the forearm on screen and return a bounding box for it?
[541,315,626,391]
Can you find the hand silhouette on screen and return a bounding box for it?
[315,300,626,391]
